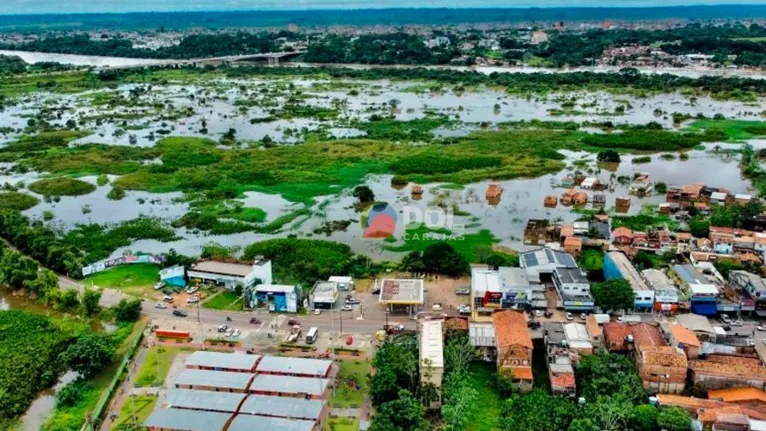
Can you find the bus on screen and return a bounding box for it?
[306,327,319,344]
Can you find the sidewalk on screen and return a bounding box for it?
[98,345,150,431]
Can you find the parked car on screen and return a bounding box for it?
[579,313,587,320]
[154,282,165,290]
[345,298,360,305]
[162,295,174,303]
[287,318,300,326]
[731,319,744,327]
[757,325,766,331]
[565,312,574,321]
[217,324,228,332]
[231,329,241,338]
[155,302,167,309]
[455,288,470,296]
[172,310,187,317]
[720,314,731,324]
[185,286,199,294]
[457,304,471,315]
[249,318,261,325]
[722,324,732,331]
[763,339,766,346]
[341,305,353,312]
[534,310,542,317]
[431,303,443,311]
[187,296,200,304]
[225,328,234,337]
[527,321,541,329]
[544,311,553,318]
[314,309,322,315]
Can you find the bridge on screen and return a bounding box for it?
[96,50,306,71]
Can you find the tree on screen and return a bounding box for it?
[22,268,58,296]
[657,406,692,431]
[584,395,633,431]
[370,390,429,431]
[371,342,418,406]
[81,288,102,317]
[630,404,658,431]
[113,298,142,322]
[597,150,621,163]
[591,279,635,314]
[444,333,475,376]
[632,251,655,270]
[60,333,115,378]
[441,373,477,431]
[499,390,576,431]
[568,419,596,431]
[576,352,647,404]
[421,242,469,277]
[370,367,399,406]
[353,185,375,203]
[56,380,84,407]
[689,218,710,238]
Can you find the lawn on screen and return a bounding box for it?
[687,119,766,142]
[202,291,243,311]
[579,249,604,271]
[324,417,359,431]
[331,360,370,408]
[83,263,160,297]
[383,225,503,263]
[463,362,503,431]
[110,395,157,430]
[135,346,185,387]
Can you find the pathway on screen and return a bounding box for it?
[98,345,150,431]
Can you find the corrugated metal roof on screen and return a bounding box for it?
[256,356,332,377]
[143,408,231,431]
[471,269,501,294]
[185,351,260,371]
[165,389,246,413]
[250,374,329,396]
[419,320,444,369]
[468,322,496,347]
[238,395,324,420]
[174,369,254,391]
[191,261,253,277]
[228,415,315,431]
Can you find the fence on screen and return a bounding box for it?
[81,324,147,431]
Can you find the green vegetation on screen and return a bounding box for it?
[592,279,636,313]
[29,177,96,197]
[111,395,157,430]
[0,130,90,152]
[63,218,179,262]
[325,417,359,431]
[384,225,501,263]
[202,291,242,311]
[463,363,503,431]
[579,249,604,271]
[135,346,185,387]
[688,119,766,141]
[332,360,370,408]
[82,263,159,294]
[0,191,40,211]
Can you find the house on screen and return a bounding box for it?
[250,374,330,400]
[160,265,187,288]
[641,269,679,313]
[328,276,354,291]
[161,389,247,414]
[629,176,654,195]
[185,351,261,373]
[189,258,272,289]
[255,356,334,379]
[603,322,665,352]
[419,319,444,408]
[745,215,766,233]
[604,252,654,310]
[311,281,339,309]
[708,387,766,415]
[552,267,594,312]
[573,192,588,205]
[711,191,729,205]
[613,227,633,245]
[471,268,502,321]
[665,323,701,359]
[731,271,766,308]
[564,323,594,356]
[755,234,766,262]
[486,183,503,199]
[469,322,496,362]
[635,345,687,394]
[174,370,255,393]
[580,177,599,189]
[493,310,533,391]
[544,195,558,207]
[144,408,234,431]
[671,264,720,316]
[524,219,549,245]
[676,313,718,343]
[615,196,631,211]
[585,314,604,348]
[549,356,576,398]
[238,394,326,422]
[563,236,583,256]
[689,354,766,390]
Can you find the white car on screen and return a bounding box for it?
[187,296,200,304]
[757,325,766,331]
[731,319,744,327]
[720,314,731,324]
[162,295,174,302]
[225,328,234,337]
[341,305,353,312]
[457,305,471,315]
[231,329,241,338]
[155,302,167,309]
[579,313,587,320]
[314,309,322,315]
[432,303,443,311]
[534,310,542,317]
[154,282,166,290]
[186,286,199,294]
[565,312,574,321]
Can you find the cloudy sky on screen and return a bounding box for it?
[1,0,764,15]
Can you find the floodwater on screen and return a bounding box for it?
[0,65,763,260]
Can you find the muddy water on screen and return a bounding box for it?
[19,371,79,431]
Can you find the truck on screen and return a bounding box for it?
[286,324,302,343]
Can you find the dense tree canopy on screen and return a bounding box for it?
[591,279,636,314]
[60,333,115,378]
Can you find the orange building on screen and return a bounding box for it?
[493,310,534,391]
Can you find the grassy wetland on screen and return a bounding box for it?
[1,64,766,261]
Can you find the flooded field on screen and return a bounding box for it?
[0,65,764,261]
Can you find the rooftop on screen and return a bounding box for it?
[254,284,296,294]
[708,387,766,404]
[493,310,532,350]
[174,369,254,391]
[630,323,667,348]
[227,415,315,431]
[498,267,529,289]
[564,323,592,350]
[250,374,330,396]
[668,323,701,348]
[378,279,424,304]
[238,394,324,420]
[472,269,501,294]
[550,372,576,389]
[607,252,649,292]
[255,356,333,378]
[689,359,766,380]
[143,408,232,431]
[585,315,602,340]
[673,264,711,286]
[185,351,260,372]
[639,346,687,368]
[675,314,716,335]
[468,322,496,347]
[311,281,339,303]
[519,248,577,270]
[419,319,444,369]
[164,389,246,413]
[554,267,589,284]
[641,269,677,293]
[190,260,253,277]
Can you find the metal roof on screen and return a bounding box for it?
[471,269,501,294]
[256,356,332,377]
[311,281,339,304]
[520,248,577,269]
[554,267,589,284]
[143,408,231,431]
[468,322,496,347]
[378,279,424,304]
[165,389,246,413]
[228,415,315,431]
[174,369,254,391]
[673,264,710,286]
[185,351,260,371]
[607,252,649,292]
[641,269,677,293]
[238,395,324,420]
[254,284,296,294]
[419,320,444,369]
[328,276,353,284]
[250,374,330,396]
[190,261,253,277]
[160,265,185,280]
[498,267,529,290]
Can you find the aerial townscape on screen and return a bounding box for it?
[6,1,766,431]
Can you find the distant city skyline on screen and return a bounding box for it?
[2,0,766,15]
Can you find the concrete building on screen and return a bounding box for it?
[689,355,766,390]
[585,314,604,349]
[636,345,687,394]
[310,281,339,309]
[238,394,326,422]
[564,323,594,356]
[493,310,533,391]
[641,268,680,313]
[665,323,701,359]
[471,268,503,321]
[185,351,261,373]
[468,322,496,362]
[255,356,333,379]
[549,356,576,398]
[519,248,578,282]
[671,264,720,316]
[328,276,354,291]
[419,318,444,408]
[251,284,299,313]
[160,265,186,288]
[732,271,766,310]
[676,313,718,343]
[552,267,595,312]
[188,258,272,289]
[163,389,247,413]
[604,252,654,310]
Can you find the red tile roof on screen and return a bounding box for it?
[550,372,576,389]
[493,310,532,349]
[668,323,701,348]
[709,387,766,404]
[630,323,667,348]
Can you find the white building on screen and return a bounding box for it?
[311,281,339,309]
[188,258,272,289]
[418,318,444,408]
[328,276,354,291]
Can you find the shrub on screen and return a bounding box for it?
[29,178,96,197]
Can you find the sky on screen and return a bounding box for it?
[2,0,765,15]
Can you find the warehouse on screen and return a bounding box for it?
[143,408,232,431]
[604,252,654,310]
[256,356,334,378]
[174,369,254,393]
[250,374,330,399]
[188,258,272,289]
[185,351,261,373]
[163,389,246,413]
[238,394,325,421]
[227,415,316,431]
[310,281,340,309]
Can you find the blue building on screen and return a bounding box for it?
[603,252,654,310]
[672,264,719,316]
[160,265,187,288]
[254,284,299,313]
